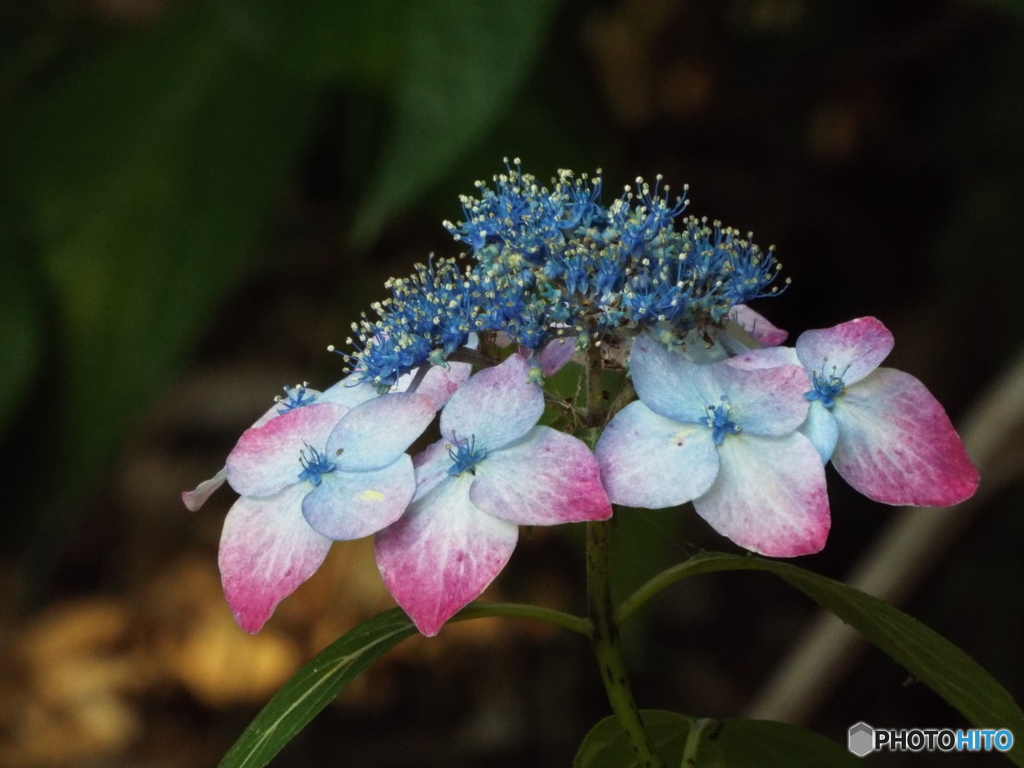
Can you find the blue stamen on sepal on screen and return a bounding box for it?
[298,445,337,486]
[805,365,847,410]
[704,396,741,445]
[446,434,487,476]
[276,383,317,414]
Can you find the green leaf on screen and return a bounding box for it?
[711,719,863,766]
[574,710,862,767]
[574,710,690,768]
[351,0,560,245]
[3,5,317,521]
[217,602,588,768]
[218,608,417,768]
[213,0,404,87]
[619,553,1024,766]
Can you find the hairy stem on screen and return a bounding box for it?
[587,521,664,768]
[584,342,606,430]
[583,339,664,768]
[607,379,637,421]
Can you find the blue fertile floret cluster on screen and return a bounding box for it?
[343,161,786,390]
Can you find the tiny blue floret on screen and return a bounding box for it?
[446,434,487,476]
[704,396,741,445]
[298,445,337,486]
[804,367,846,410]
[277,384,317,414]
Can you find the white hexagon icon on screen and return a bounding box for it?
[848,722,875,757]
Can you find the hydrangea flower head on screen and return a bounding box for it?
[375,353,613,636]
[732,317,979,506]
[596,334,830,557]
[181,376,378,512]
[219,392,437,632]
[183,160,981,639]
[347,160,787,390]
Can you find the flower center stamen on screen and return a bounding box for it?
[704,396,740,445]
[276,382,317,414]
[447,433,487,476]
[298,444,336,486]
[804,363,847,410]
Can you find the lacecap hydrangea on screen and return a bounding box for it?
[342,160,786,389]
[185,160,978,637]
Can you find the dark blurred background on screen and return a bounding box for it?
[1,0,1023,766]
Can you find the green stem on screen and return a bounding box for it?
[588,521,664,768]
[584,342,606,431]
[582,338,664,768]
[681,718,715,766]
[454,602,592,636]
[607,379,637,421]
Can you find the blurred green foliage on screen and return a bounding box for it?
[6,5,318,504]
[0,0,558,564]
[0,255,41,436]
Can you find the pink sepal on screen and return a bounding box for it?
[375,475,517,636]
[225,402,350,498]
[218,484,332,633]
[470,427,612,525]
[795,316,894,386]
[694,432,830,557]
[730,304,789,346]
[182,467,227,512]
[537,337,579,376]
[595,401,719,509]
[832,368,979,506]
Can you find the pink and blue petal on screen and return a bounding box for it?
[440,354,544,451]
[327,393,436,472]
[538,336,579,376]
[697,362,810,437]
[693,432,830,557]
[795,316,894,386]
[218,483,333,633]
[319,373,380,410]
[725,346,800,371]
[629,334,714,424]
[182,467,227,512]
[595,401,720,509]
[226,402,350,498]
[469,427,612,525]
[831,368,979,506]
[411,440,456,502]
[800,401,839,463]
[375,475,518,637]
[395,334,477,408]
[729,304,789,346]
[302,456,416,540]
[407,360,473,410]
